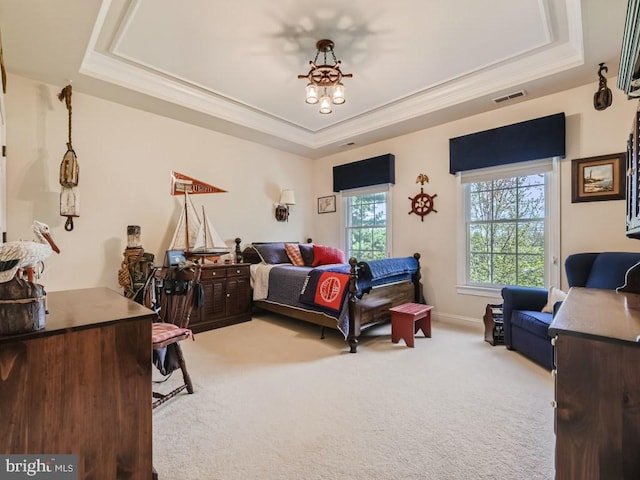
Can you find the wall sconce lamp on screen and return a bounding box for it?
[275,189,296,222]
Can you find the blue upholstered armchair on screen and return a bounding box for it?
[501,252,640,370]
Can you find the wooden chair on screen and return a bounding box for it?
[147,263,202,409]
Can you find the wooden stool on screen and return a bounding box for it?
[390,303,433,347]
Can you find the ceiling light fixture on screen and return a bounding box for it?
[298,39,352,114]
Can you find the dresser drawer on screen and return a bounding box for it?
[200,267,227,280]
[227,266,249,278]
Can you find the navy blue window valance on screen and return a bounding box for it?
[449,113,565,174]
[333,153,395,192]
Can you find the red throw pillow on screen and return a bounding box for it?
[311,245,346,266]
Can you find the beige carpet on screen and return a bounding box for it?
[152,314,555,480]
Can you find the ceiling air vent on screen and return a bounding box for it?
[492,90,527,104]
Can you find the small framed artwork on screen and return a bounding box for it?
[318,195,336,214]
[571,152,626,203]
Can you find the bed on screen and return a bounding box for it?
[234,240,425,353]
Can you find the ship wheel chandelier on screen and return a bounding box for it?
[298,39,353,114]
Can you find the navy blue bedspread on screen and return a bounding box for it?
[357,257,418,290]
[264,257,419,337]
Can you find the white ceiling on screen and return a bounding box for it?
[0,0,631,158]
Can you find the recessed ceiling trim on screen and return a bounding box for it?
[80,51,316,146]
[81,32,584,152]
[79,0,585,152]
[311,42,584,149]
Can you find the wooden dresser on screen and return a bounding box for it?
[0,287,155,479]
[190,263,252,333]
[549,287,640,480]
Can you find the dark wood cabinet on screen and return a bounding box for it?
[190,263,251,332]
[549,288,640,480]
[0,287,154,479]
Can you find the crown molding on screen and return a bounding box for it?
[80,0,584,152]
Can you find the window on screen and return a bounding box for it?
[342,185,391,260]
[458,159,559,295]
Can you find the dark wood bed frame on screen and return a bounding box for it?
[233,239,425,353]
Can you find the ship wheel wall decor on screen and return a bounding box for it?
[409,188,437,221]
[409,173,437,221]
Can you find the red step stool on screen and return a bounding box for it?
[390,303,433,347]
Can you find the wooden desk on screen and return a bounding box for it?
[0,287,154,479]
[549,287,640,480]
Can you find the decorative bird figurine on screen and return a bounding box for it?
[0,221,61,283]
[416,173,430,185]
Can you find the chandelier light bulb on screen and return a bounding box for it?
[332,83,345,104]
[305,84,319,104]
[319,93,332,114]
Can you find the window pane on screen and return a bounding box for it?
[493,186,518,220]
[493,223,516,253]
[517,254,544,287]
[465,170,548,288]
[345,190,389,260]
[493,177,518,190]
[518,221,544,255]
[519,185,545,219]
[469,191,492,221]
[469,224,491,253]
[519,174,545,187]
[469,253,490,284]
[350,229,363,251]
[469,181,492,193]
[493,253,517,285]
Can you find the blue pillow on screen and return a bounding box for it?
[299,244,315,267]
[253,243,290,264]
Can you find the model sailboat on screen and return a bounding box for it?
[169,171,230,261]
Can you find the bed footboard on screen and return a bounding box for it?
[347,253,423,353]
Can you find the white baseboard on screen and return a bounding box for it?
[433,311,483,330]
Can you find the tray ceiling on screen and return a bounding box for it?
[0,0,630,157]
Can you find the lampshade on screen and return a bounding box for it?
[332,83,345,104]
[305,84,319,104]
[279,189,296,205]
[319,94,332,114]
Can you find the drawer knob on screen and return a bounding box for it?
[236,269,240,274]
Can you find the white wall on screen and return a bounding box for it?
[7,73,640,324]
[5,74,313,291]
[312,81,640,324]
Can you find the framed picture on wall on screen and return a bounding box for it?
[318,195,336,214]
[571,153,626,203]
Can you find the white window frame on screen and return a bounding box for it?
[456,157,560,297]
[339,184,393,259]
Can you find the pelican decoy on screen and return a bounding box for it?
[0,221,61,283]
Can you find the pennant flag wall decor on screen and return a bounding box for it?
[170,171,227,195]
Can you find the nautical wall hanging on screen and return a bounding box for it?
[409,173,437,221]
[593,62,612,111]
[58,84,80,231]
